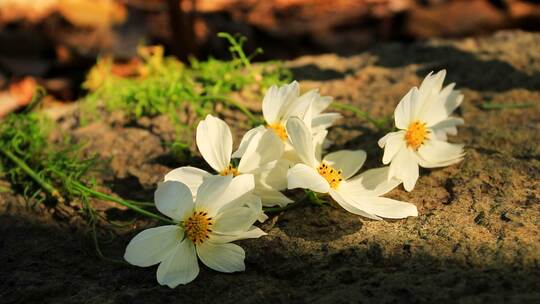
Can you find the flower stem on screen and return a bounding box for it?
[0,148,65,203]
[198,95,261,125]
[66,178,175,225]
[330,102,387,130]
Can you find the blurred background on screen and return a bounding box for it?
[0,0,539,113]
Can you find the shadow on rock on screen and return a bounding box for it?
[276,204,364,242]
[370,43,540,92]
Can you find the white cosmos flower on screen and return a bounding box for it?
[286,117,417,220]
[235,80,340,163]
[165,114,292,207]
[124,174,266,287]
[379,70,465,191]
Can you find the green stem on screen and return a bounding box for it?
[69,180,175,224]
[330,102,386,130]
[199,95,260,125]
[0,148,65,203]
[480,102,533,110]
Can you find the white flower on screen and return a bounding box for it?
[378,70,465,191]
[124,175,266,287]
[285,117,417,220]
[165,114,292,207]
[262,80,340,140]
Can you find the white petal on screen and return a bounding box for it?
[322,149,366,179]
[196,115,232,173]
[312,113,342,133]
[417,139,464,167]
[232,126,266,158]
[287,163,330,193]
[213,206,260,234]
[313,130,328,162]
[340,167,401,197]
[124,225,181,267]
[389,148,419,192]
[262,81,299,124]
[253,186,293,207]
[394,87,418,129]
[210,226,266,243]
[340,195,418,219]
[154,181,194,220]
[328,189,381,220]
[311,94,333,116]
[431,117,464,137]
[282,91,312,121]
[156,239,199,288]
[215,174,255,212]
[164,166,211,197]
[194,175,233,215]
[257,159,291,190]
[381,132,406,164]
[196,242,245,273]
[238,129,283,173]
[286,117,318,167]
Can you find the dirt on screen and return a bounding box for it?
[1,30,540,303]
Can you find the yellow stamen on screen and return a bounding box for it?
[405,121,429,150]
[183,211,213,244]
[317,162,343,189]
[267,123,288,141]
[220,164,239,176]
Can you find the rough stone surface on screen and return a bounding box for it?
[1,30,539,303]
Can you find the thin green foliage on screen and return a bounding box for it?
[480,102,534,110]
[82,33,292,126]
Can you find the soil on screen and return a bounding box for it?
[1,30,540,303]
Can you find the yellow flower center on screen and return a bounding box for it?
[183,211,213,244]
[317,163,343,189]
[220,164,239,176]
[267,123,288,141]
[405,121,429,150]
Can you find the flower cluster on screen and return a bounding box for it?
[124,70,465,287]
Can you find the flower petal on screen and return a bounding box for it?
[262,81,299,124]
[196,115,232,173]
[312,113,341,133]
[287,163,330,193]
[381,131,406,164]
[164,166,211,197]
[213,205,260,234]
[214,174,255,212]
[254,186,293,207]
[195,175,233,215]
[394,87,419,129]
[238,129,283,173]
[328,189,381,220]
[389,148,419,192]
[338,195,418,219]
[210,226,267,243]
[417,139,464,167]
[124,225,181,267]
[340,167,401,197]
[286,117,318,167]
[156,238,199,288]
[196,242,245,273]
[322,149,366,179]
[155,181,194,220]
[232,125,266,158]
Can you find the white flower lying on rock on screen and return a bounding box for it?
[286,117,418,220]
[379,70,465,191]
[165,114,292,207]
[124,174,265,287]
[235,80,341,163]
